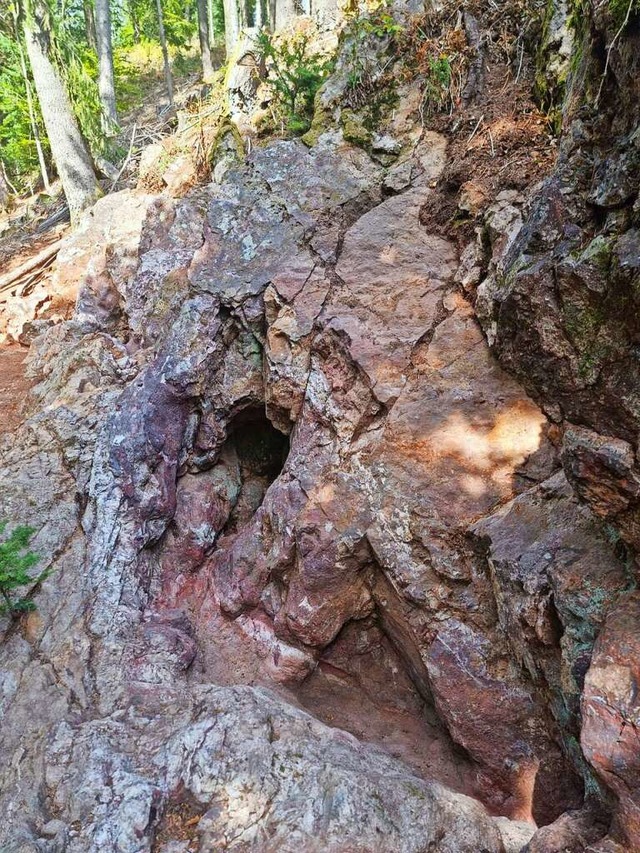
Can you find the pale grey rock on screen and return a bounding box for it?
[39,686,504,853]
[495,817,536,852]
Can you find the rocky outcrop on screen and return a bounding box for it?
[0,118,571,848]
[2,3,639,850]
[42,685,506,853]
[582,593,640,850]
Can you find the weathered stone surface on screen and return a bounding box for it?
[495,816,536,852]
[471,472,632,729]
[561,424,640,550]
[473,6,640,838]
[475,0,640,551]
[523,807,608,852]
[42,686,505,853]
[3,11,636,845]
[582,592,640,850]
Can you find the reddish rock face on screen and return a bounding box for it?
[524,807,609,852]
[582,592,640,849]
[562,425,640,551]
[426,618,565,821]
[2,7,639,844]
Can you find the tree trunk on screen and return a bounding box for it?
[24,0,100,223]
[83,0,97,50]
[197,0,214,80]
[95,0,119,134]
[223,0,239,58]
[155,0,174,105]
[16,37,51,192]
[276,0,297,29]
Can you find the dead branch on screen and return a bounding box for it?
[596,0,634,107]
[462,12,486,105]
[0,240,61,294]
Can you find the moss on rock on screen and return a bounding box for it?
[340,109,373,148]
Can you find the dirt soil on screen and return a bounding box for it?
[402,0,557,248]
[420,63,556,247]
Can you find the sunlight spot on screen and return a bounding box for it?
[379,244,398,265]
[459,474,487,497]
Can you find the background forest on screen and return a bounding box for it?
[0,0,226,210]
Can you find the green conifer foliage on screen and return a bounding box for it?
[0,522,43,616]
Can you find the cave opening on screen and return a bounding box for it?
[228,406,290,480]
[223,406,290,532]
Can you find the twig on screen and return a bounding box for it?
[487,126,496,156]
[35,205,69,233]
[515,39,525,84]
[467,113,485,144]
[18,253,57,297]
[596,0,634,107]
[1,160,19,197]
[0,240,61,294]
[110,123,137,191]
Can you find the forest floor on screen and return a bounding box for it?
[0,44,224,271]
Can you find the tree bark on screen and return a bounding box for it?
[16,36,51,192]
[0,163,10,213]
[223,0,239,58]
[83,0,97,50]
[155,0,174,105]
[95,0,119,133]
[23,0,100,224]
[276,0,297,29]
[197,0,214,80]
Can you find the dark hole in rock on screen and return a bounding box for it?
[230,407,290,479]
[224,406,289,533]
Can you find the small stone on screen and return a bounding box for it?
[40,820,67,839]
[371,133,402,155]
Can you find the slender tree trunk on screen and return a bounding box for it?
[83,0,97,50]
[94,0,119,134]
[223,0,239,57]
[207,0,215,43]
[197,0,214,80]
[1,159,19,196]
[17,36,51,191]
[129,0,141,41]
[276,0,297,28]
[0,162,10,212]
[23,0,100,223]
[155,0,174,105]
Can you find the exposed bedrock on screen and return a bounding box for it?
[475,1,640,848]
[0,52,634,848]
